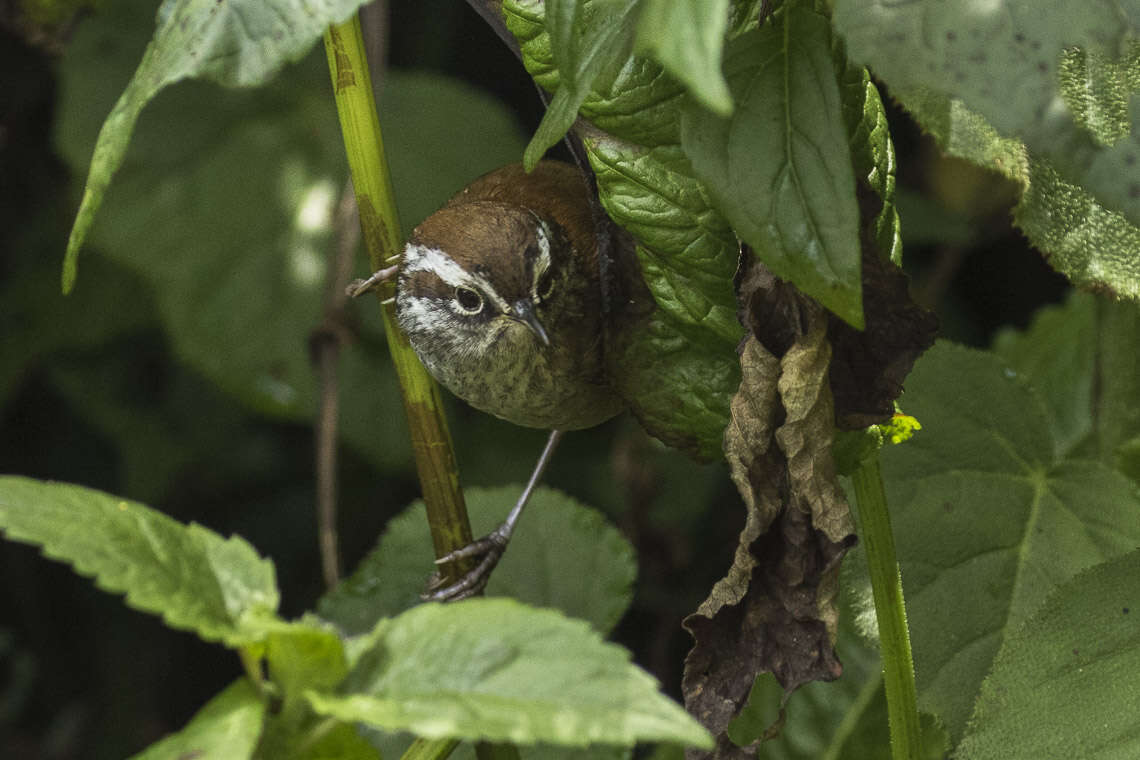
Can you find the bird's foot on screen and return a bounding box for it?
[422,525,511,602]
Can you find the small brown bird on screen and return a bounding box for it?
[395,161,623,431]
[351,161,627,598]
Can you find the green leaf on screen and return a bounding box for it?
[265,617,349,710]
[0,477,279,646]
[318,486,636,635]
[61,0,376,292]
[880,343,1140,741]
[635,0,733,116]
[55,2,526,471]
[956,549,1140,760]
[833,0,1140,229]
[127,679,266,760]
[992,292,1098,455]
[585,138,742,458]
[1013,157,1140,301]
[681,0,864,327]
[369,734,629,760]
[837,57,902,266]
[307,598,712,749]
[888,86,1140,301]
[514,0,640,169]
[992,293,1140,474]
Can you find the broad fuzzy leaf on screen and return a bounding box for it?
[128,679,266,760]
[0,477,279,646]
[833,0,1140,229]
[834,11,1140,301]
[307,598,712,749]
[319,486,636,635]
[957,549,1140,760]
[880,343,1140,741]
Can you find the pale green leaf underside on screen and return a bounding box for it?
[318,486,637,636]
[128,679,266,760]
[681,1,864,327]
[892,88,1140,300]
[956,549,1140,760]
[881,344,1140,741]
[63,0,371,291]
[0,477,279,646]
[833,0,1140,229]
[309,598,711,749]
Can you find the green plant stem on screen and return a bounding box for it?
[321,17,474,572]
[401,737,461,760]
[851,455,922,760]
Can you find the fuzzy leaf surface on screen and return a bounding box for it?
[128,679,266,760]
[318,486,636,635]
[0,477,279,646]
[307,598,712,749]
[956,549,1140,760]
[843,35,1140,300]
[880,343,1140,741]
[834,0,1140,228]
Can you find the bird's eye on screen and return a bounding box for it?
[454,286,484,314]
[535,268,555,302]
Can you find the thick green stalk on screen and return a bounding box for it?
[321,18,474,567]
[401,737,460,760]
[322,18,520,760]
[851,455,922,760]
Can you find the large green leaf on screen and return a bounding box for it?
[318,486,636,635]
[956,548,1140,760]
[879,343,1140,741]
[0,477,279,646]
[61,0,381,292]
[682,0,863,327]
[993,293,1140,477]
[307,598,712,749]
[833,13,1140,300]
[128,679,266,760]
[833,0,1140,228]
[55,0,526,471]
[586,139,743,459]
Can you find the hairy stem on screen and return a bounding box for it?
[851,455,922,760]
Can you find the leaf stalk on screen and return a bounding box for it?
[851,454,922,759]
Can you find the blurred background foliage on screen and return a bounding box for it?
[0,0,1068,757]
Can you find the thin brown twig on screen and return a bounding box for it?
[312,184,361,589]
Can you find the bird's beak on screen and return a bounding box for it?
[511,299,550,346]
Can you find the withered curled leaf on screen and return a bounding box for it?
[683,294,856,759]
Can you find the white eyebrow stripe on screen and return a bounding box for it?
[527,214,552,297]
[402,243,510,313]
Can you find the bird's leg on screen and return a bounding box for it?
[424,429,564,601]
[345,260,399,299]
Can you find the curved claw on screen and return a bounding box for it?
[422,529,510,602]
